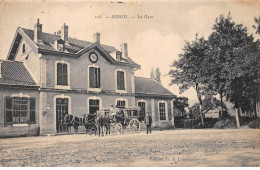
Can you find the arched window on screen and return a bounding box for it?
[115,98,128,108]
[158,100,168,121]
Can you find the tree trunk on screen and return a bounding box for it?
[235,108,240,128]
[199,104,204,126]
[195,84,204,127]
[220,92,224,119]
[256,102,260,118]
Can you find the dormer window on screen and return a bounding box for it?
[116,51,122,61]
[55,39,65,51]
[57,42,64,51]
[22,44,26,53]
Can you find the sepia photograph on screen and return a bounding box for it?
[0,0,259,167]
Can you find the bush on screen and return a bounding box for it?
[213,117,237,129]
[247,119,260,129]
[204,118,219,128]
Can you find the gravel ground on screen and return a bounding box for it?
[0,129,259,167]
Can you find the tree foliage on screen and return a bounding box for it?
[205,14,259,113]
[169,14,260,123]
[169,34,209,125]
[173,97,189,116]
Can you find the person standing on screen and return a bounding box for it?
[144,113,152,134]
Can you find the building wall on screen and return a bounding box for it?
[0,88,39,138]
[40,91,135,134]
[13,38,40,84]
[42,49,134,94]
[135,96,174,129]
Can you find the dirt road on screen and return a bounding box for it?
[0,129,259,166]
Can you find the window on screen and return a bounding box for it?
[56,98,69,133]
[89,67,100,88]
[4,97,36,124]
[22,44,26,53]
[57,63,68,86]
[159,102,166,121]
[89,99,100,115]
[138,101,146,120]
[116,100,126,108]
[117,71,125,90]
[116,51,122,61]
[57,43,64,51]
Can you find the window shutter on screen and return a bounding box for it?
[117,71,120,90]
[89,67,95,88]
[29,98,36,123]
[5,97,13,123]
[62,64,68,85]
[57,63,62,85]
[117,71,125,90]
[96,68,100,88]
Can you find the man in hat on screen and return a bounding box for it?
[144,113,152,134]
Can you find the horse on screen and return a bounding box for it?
[102,116,110,135]
[61,114,84,135]
[95,113,111,137]
[83,114,97,135]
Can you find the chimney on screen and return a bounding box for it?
[93,33,100,44]
[121,43,128,58]
[61,23,68,42]
[0,61,2,79]
[34,18,42,43]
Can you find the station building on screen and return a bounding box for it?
[0,19,176,137]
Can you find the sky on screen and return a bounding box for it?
[0,0,259,106]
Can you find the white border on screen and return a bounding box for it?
[10,93,31,98]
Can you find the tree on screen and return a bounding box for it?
[155,68,161,83]
[253,16,260,34]
[206,14,260,117]
[169,34,209,126]
[173,97,189,117]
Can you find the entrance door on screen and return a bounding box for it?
[89,99,99,115]
[56,98,68,133]
[138,102,145,121]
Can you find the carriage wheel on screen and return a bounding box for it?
[128,118,141,132]
[115,123,123,135]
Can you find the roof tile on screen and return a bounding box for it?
[0,60,37,86]
[134,76,175,97]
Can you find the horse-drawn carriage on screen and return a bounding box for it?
[96,107,142,134]
[61,106,142,136]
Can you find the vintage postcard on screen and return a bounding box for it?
[0,0,259,167]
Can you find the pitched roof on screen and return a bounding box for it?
[7,28,140,68]
[134,76,176,98]
[21,28,118,54]
[0,60,37,87]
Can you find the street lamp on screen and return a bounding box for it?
[43,104,51,116]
